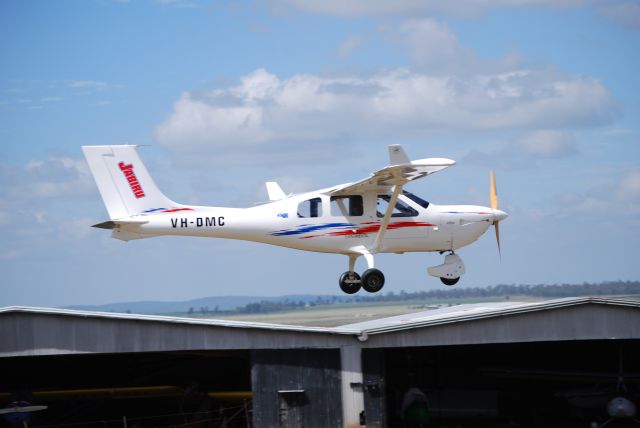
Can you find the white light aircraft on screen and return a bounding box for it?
[83,145,508,294]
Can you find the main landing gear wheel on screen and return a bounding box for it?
[440,276,460,286]
[339,271,362,294]
[362,268,385,293]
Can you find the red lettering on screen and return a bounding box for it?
[119,161,146,199]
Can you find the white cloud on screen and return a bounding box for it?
[400,19,477,74]
[155,66,616,158]
[69,80,108,90]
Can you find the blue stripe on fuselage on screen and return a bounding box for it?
[270,222,354,236]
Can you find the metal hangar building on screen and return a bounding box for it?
[1,297,639,427]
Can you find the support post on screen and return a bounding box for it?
[341,345,365,428]
[372,185,403,252]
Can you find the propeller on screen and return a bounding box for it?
[489,170,507,258]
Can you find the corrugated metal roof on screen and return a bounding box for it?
[335,296,640,336]
[1,296,638,338]
[0,306,357,335]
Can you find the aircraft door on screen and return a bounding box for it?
[376,195,429,251]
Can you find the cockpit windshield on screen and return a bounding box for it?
[403,191,430,209]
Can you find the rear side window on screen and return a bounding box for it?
[331,195,363,217]
[298,198,323,218]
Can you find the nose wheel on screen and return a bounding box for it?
[440,276,460,286]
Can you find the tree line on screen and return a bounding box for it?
[188,280,639,316]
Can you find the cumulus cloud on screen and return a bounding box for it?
[400,19,476,74]
[154,17,617,166]
[155,67,616,156]
[399,18,523,75]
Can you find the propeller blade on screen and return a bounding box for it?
[490,169,502,259]
[495,220,501,259]
[490,169,498,210]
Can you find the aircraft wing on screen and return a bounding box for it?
[328,145,455,196]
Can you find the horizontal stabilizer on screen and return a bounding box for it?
[92,219,149,229]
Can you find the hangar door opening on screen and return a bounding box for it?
[0,350,252,427]
[364,340,640,428]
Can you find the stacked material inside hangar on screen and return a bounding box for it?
[1,297,639,427]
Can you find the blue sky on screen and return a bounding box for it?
[1,0,639,307]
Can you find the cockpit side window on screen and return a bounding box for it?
[298,197,323,218]
[331,195,363,217]
[403,191,430,209]
[377,195,418,218]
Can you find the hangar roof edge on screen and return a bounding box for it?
[0,305,359,335]
[1,296,638,337]
[336,296,640,335]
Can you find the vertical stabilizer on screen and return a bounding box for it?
[82,145,179,219]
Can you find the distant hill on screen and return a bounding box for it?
[64,294,346,315]
[63,281,640,316]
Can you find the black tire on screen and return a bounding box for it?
[440,276,460,286]
[339,271,361,294]
[362,268,385,293]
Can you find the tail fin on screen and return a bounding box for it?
[82,145,179,219]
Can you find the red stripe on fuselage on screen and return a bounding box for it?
[300,221,434,239]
